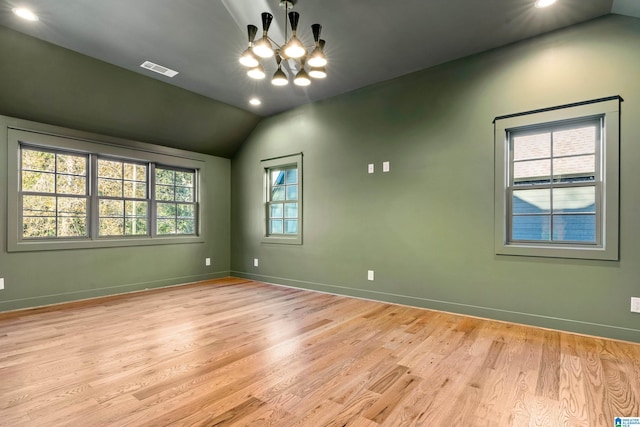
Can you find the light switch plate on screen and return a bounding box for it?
[368,164,374,174]
[0,278,4,290]
[631,297,640,313]
[383,161,390,172]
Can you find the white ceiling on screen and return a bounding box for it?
[0,0,635,116]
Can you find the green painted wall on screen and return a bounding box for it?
[231,15,640,342]
[0,117,231,312]
[0,25,233,312]
[0,24,259,158]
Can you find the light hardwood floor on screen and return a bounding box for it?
[1,277,639,426]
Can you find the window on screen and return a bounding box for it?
[98,158,148,236]
[21,147,89,238]
[155,167,197,235]
[494,97,620,260]
[261,154,303,244]
[8,125,205,252]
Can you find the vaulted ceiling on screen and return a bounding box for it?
[1,0,638,155]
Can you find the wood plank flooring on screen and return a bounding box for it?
[1,277,639,426]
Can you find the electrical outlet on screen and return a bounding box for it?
[0,278,4,290]
[631,297,640,313]
[254,258,259,267]
[205,258,211,266]
[367,270,374,281]
[368,163,374,174]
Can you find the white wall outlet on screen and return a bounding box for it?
[254,258,259,267]
[367,270,374,281]
[368,163,374,174]
[205,258,211,266]
[383,161,390,172]
[0,278,3,290]
[631,297,640,313]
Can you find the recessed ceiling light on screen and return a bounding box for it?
[535,0,557,8]
[249,98,261,106]
[12,7,39,21]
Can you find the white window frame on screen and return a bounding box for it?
[261,153,303,245]
[494,97,620,260]
[6,119,205,252]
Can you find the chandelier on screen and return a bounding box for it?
[238,0,327,87]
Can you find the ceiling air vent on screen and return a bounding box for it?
[140,61,179,78]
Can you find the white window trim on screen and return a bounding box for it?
[494,97,620,260]
[4,117,206,252]
[261,153,303,245]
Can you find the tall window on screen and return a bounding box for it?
[155,167,197,235]
[98,158,148,236]
[494,97,620,260]
[261,154,303,244]
[21,148,88,239]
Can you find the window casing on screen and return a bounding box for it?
[494,97,620,260]
[8,125,205,252]
[261,154,303,245]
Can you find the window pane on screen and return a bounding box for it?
[553,155,595,182]
[58,217,87,237]
[23,217,56,238]
[157,218,176,234]
[270,219,283,234]
[125,218,147,235]
[156,184,174,201]
[552,187,595,213]
[123,163,147,181]
[512,216,550,241]
[272,170,285,186]
[98,178,122,197]
[513,189,550,214]
[175,186,193,202]
[123,181,147,199]
[553,126,596,157]
[100,218,124,236]
[57,154,86,175]
[284,203,298,218]
[156,169,175,185]
[23,195,56,215]
[177,219,195,234]
[157,202,176,218]
[57,175,86,195]
[513,133,550,161]
[175,171,193,187]
[22,149,55,172]
[286,185,298,201]
[513,159,550,184]
[125,201,147,217]
[100,199,124,217]
[271,186,285,201]
[285,169,298,184]
[270,203,283,219]
[98,159,122,179]
[177,204,194,218]
[22,171,55,193]
[552,215,595,242]
[284,219,298,234]
[58,197,86,217]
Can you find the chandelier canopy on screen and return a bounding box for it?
[239,0,327,87]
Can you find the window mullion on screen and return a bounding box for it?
[90,154,98,240]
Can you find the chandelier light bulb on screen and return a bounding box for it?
[309,66,326,79]
[535,0,557,8]
[271,68,289,86]
[12,7,39,21]
[294,68,311,87]
[247,65,266,79]
[253,37,274,58]
[284,36,306,59]
[239,48,259,67]
[307,47,327,67]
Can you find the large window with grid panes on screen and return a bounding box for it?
[494,97,620,260]
[261,154,302,245]
[8,125,204,251]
